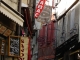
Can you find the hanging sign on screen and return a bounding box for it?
[18,37,29,60]
[34,0,46,18]
[8,36,21,57]
[36,5,52,24]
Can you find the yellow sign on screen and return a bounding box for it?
[18,37,29,60]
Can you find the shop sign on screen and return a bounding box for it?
[8,36,21,57]
[35,0,46,18]
[18,37,29,60]
[36,5,52,24]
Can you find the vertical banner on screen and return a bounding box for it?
[18,37,29,60]
[27,37,31,60]
[35,0,46,18]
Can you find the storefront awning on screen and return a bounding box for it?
[0,3,24,27]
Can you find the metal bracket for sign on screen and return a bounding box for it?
[8,36,21,57]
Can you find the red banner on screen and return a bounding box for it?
[34,0,46,18]
[28,37,31,60]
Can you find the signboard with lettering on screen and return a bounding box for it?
[34,0,46,18]
[18,37,29,60]
[8,36,21,57]
[0,40,6,55]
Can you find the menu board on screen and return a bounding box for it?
[0,40,6,55]
[8,36,21,57]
